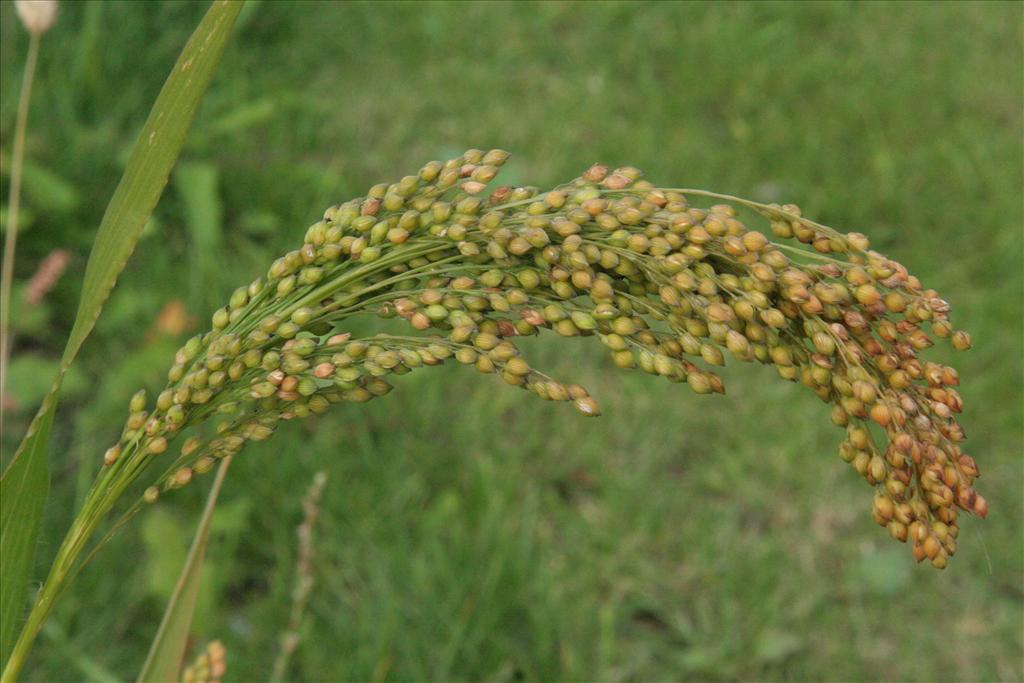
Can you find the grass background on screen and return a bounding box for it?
[2,1,1021,680]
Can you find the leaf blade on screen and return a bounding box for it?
[62,0,243,369]
[136,457,232,683]
[1,0,244,668]
[0,401,52,663]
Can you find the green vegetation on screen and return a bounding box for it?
[1,1,1020,681]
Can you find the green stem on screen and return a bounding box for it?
[0,33,40,452]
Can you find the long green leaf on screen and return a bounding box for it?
[0,407,51,667]
[0,0,243,667]
[136,457,232,683]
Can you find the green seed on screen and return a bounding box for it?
[129,390,147,413]
[291,307,314,325]
[360,246,381,263]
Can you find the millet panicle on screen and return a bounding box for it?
[100,149,982,569]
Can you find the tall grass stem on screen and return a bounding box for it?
[0,33,41,448]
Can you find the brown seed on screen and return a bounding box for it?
[602,174,631,190]
[582,164,609,182]
[706,303,735,323]
[972,495,988,518]
[873,496,895,521]
[173,468,193,487]
[869,403,892,427]
[103,445,121,467]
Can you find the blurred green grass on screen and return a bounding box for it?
[1,1,1021,681]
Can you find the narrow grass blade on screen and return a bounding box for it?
[136,457,232,683]
[0,0,243,669]
[175,161,223,309]
[0,405,51,666]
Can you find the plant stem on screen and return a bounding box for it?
[0,32,41,450]
[269,470,326,682]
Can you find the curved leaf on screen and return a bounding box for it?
[136,457,232,683]
[1,0,243,669]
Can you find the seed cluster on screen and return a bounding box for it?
[101,150,982,568]
[181,640,226,683]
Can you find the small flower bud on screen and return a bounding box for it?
[16,0,58,37]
